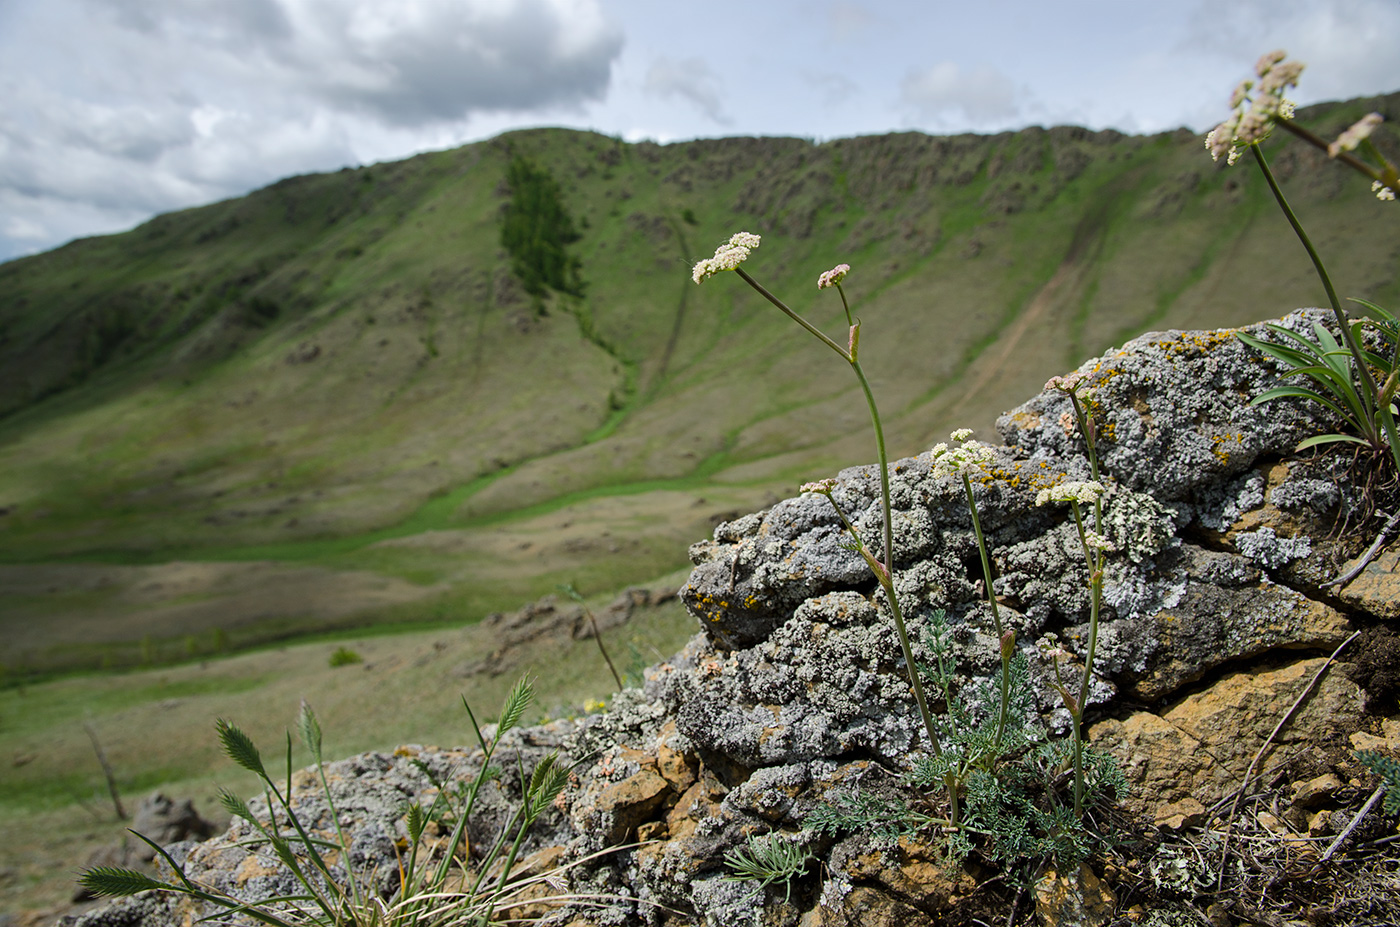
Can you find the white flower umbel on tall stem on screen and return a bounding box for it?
[1042,372,1113,817]
[931,430,1016,765]
[697,241,943,772]
[1036,477,1108,819]
[1206,52,1400,477]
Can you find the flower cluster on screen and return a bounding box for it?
[1035,480,1105,507]
[1083,530,1116,553]
[692,232,761,284]
[800,478,837,495]
[1044,372,1085,393]
[931,428,996,479]
[1373,181,1396,201]
[1330,112,1384,158]
[1206,50,1304,165]
[817,263,850,290]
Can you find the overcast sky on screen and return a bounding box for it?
[2,0,1398,263]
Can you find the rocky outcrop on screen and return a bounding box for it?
[67,311,1400,927]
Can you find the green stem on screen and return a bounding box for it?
[736,267,851,361]
[1249,144,1382,413]
[1068,501,1104,819]
[732,268,941,759]
[1277,118,1382,181]
[962,473,1010,760]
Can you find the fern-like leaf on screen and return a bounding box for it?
[78,867,171,897]
[216,718,267,778]
[1356,749,1400,814]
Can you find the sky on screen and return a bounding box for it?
[2,0,1398,263]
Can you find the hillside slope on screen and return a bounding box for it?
[1,94,1397,672]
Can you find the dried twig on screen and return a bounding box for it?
[1215,630,1360,889]
[1321,783,1386,862]
[1324,508,1400,587]
[84,721,127,820]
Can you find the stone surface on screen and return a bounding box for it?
[1337,546,1400,621]
[1092,656,1365,822]
[1034,863,1116,927]
[65,313,1399,927]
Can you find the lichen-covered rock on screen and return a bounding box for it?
[67,313,1397,927]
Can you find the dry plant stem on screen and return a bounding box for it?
[84,721,127,820]
[1321,783,1386,862]
[1214,629,1360,888]
[1324,507,1400,588]
[733,266,942,758]
[588,610,625,691]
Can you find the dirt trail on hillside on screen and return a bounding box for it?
[943,259,1087,426]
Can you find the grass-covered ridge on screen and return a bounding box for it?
[1,95,1398,674]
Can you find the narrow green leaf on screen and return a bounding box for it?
[1296,433,1370,451]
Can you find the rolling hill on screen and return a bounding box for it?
[1,93,1397,675]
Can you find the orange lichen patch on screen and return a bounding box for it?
[1006,410,1042,430]
[1150,330,1239,358]
[971,459,1065,493]
[1210,432,1244,467]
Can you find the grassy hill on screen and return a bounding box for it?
[2,94,1398,675]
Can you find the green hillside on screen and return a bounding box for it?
[2,94,1397,675]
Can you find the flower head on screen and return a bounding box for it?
[1035,480,1106,507]
[931,429,996,479]
[1330,113,1384,158]
[692,231,761,284]
[800,478,837,495]
[1206,51,1305,165]
[1084,530,1116,553]
[817,263,851,289]
[1373,181,1396,202]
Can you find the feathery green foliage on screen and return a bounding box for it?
[722,833,814,903]
[1355,749,1400,814]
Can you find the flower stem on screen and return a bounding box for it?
[736,267,851,361]
[962,473,1010,759]
[852,359,941,756]
[733,267,941,758]
[1068,501,1104,818]
[1249,143,1382,412]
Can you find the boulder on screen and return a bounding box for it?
[66,313,1399,927]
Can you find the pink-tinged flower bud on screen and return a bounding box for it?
[1330,113,1384,158]
[818,263,851,289]
[1000,629,1017,662]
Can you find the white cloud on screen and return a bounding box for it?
[1184,0,1400,104]
[900,61,1024,128]
[0,0,625,260]
[643,56,730,125]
